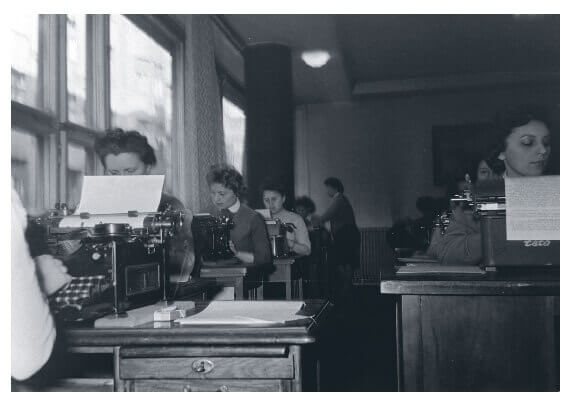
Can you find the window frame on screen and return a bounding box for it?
[11,14,185,210]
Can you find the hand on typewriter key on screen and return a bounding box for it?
[286,231,296,249]
[34,254,72,296]
[228,240,237,255]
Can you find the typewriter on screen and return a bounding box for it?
[39,205,186,321]
[191,213,235,263]
[446,178,559,270]
[473,179,559,270]
[264,219,296,258]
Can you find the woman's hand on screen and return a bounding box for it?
[34,254,72,296]
[228,240,237,255]
[228,240,254,264]
[286,231,296,249]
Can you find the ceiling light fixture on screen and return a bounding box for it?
[301,50,331,68]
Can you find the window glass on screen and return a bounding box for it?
[11,14,40,108]
[67,14,87,125]
[110,15,173,187]
[67,143,94,210]
[222,97,246,173]
[11,128,43,211]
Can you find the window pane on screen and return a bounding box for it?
[110,15,173,187]
[67,14,87,125]
[11,14,40,108]
[222,97,246,173]
[67,143,94,210]
[11,129,43,211]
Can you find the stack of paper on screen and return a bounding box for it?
[505,176,559,241]
[175,301,306,325]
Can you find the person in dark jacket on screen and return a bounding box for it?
[318,177,360,307]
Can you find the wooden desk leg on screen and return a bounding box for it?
[113,346,125,392]
[291,345,303,391]
[235,277,245,300]
[395,297,403,392]
[285,266,292,300]
[255,282,264,300]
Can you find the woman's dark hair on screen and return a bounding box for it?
[324,177,344,193]
[95,128,157,167]
[206,163,247,199]
[294,196,316,214]
[261,181,287,197]
[490,105,553,159]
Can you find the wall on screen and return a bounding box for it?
[295,85,559,228]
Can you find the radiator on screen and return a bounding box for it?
[353,227,391,285]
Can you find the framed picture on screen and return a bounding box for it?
[432,123,496,186]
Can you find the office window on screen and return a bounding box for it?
[11,14,40,108]
[67,143,95,209]
[11,128,43,211]
[222,97,246,173]
[12,14,182,211]
[67,14,87,125]
[110,15,173,185]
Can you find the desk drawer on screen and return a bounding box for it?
[120,356,294,379]
[129,379,284,392]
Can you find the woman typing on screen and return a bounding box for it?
[428,105,553,265]
[207,164,271,265]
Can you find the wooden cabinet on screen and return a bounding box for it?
[381,271,559,391]
[117,345,297,391]
[55,300,332,392]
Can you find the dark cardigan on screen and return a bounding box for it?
[212,203,272,265]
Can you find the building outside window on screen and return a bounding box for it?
[11,14,182,212]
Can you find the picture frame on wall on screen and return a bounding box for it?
[432,123,496,187]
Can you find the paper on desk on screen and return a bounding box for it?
[175,301,306,325]
[505,175,559,240]
[75,175,165,215]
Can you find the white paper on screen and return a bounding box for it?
[505,175,559,241]
[75,175,164,215]
[175,301,306,325]
[255,209,272,220]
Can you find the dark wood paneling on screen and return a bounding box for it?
[400,295,558,391]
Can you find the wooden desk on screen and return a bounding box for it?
[200,258,304,301]
[381,268,559,391]
[267,257,304,300]
[50,300,333,392]
[200,262,264,300]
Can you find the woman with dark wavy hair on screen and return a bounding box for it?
[207,164,271,265]
[93,128,194,281]
[428,105,554,265]
[94,128,184,211]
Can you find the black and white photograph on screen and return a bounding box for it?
[9,5,564,395]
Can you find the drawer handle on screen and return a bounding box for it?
[217,385,230,392]
[183,385,193,392]
[191,359,214,373]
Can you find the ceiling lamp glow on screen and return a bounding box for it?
[301,50,331,68]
